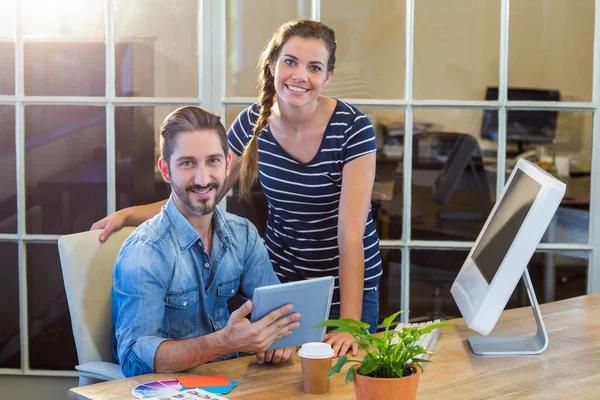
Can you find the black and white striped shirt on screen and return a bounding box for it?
[227,100,383,306]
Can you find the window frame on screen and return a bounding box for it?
[0,0,598,376]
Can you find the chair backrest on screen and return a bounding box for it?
[58,227,135,365]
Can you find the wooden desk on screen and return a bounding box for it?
[69,294,600,400]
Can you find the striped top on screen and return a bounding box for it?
[227,99,383,306]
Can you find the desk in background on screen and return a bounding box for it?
[68,294,600,400]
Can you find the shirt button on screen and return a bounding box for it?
[204,262,209,268]
[231,289,235,294]
[183,301,188,306]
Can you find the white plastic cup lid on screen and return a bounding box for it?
[298,342,334,359]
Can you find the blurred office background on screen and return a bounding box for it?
[0,0,598,397]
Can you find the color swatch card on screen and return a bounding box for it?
[132,379,230,399]
[198,381,239,395]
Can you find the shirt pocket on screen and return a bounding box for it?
[212,278,240,322]
[160,286,200,339]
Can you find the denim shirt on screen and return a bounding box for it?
[111,195,280,377]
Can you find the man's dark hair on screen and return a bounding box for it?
[160,106,228,165]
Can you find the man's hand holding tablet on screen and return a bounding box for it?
[220,300,301,360]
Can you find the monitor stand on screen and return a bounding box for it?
[468,268,548,355]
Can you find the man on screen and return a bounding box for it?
[112,106,300,377]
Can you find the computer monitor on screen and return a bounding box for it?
[481,87,560,150]
[450,158,565,355]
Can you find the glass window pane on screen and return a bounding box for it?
[27,243,77,370]
[25,105,107,234]
[22,0,106,96]
[505,110,592,244]
[225,106,246,129]
[529,251,588,304]
[509,0,594,102]
[0,41,15,95]
[414,0,500,100]
[115,0,198,98]
[410,109,495,241]
[1,1,15,95]
[321,1,405,100]
[226,0,303,98]
[409,249,465,321]
[0,242,20,369]
[0,2,15,39]
[363,108,405,240]
[379,249,401,325]
[115,106,175,210]
[0,105,17,233]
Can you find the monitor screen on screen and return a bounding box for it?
[471,169,542,283]
[481,87,560,144]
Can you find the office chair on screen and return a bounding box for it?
[58,227,135,386]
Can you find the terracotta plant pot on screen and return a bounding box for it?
[353,366,422,400]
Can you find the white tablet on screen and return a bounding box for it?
[250,276,334,351]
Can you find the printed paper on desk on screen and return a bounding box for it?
[179,389,230,399]
[177,374,232,388]
[132,380,230,399]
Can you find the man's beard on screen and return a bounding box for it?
[172,178,225,216]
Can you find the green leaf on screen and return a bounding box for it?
[345,366,358,384]
[411,358,432,363]
[328,355,348,378]
[337,318,370,330]
[419,322,453,334]
[382,310,408,330]
[360,354,381,375]
[369,335,386,347]
[316,319,352,328]
[327,325,369,338]
[390,362,405,378]
[317,318,370,330]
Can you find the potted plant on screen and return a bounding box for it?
[317,311,451,400]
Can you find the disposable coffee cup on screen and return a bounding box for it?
[555,156,570,178]
[298,342,335,394]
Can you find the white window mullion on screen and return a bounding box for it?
[19,96,107,105]
[211,0,228,209]
[0,95,17,104]
[378,240,405,248]
[588,0,600,294]
[401,0,415,323]
[211,0,225,118]
[106,0,116,214]
[311,0,320,21]
[15,235,64,242]
[14,0,29,375]
[198,0,205,104]
[111,97,202,105]
[0,369,78,378]
[496,0,510,199]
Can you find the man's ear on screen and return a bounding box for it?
[158,157,171,183]
[225,151,232,176]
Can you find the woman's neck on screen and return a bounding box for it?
[273,96,323,131]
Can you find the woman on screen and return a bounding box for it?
[92,19,382,358]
